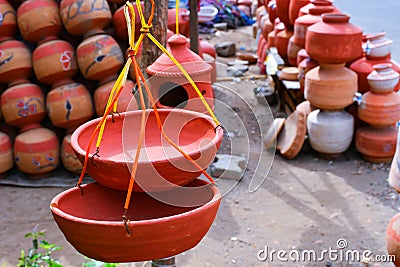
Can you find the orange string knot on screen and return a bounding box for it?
[127,48,137,59]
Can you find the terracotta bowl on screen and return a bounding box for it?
[50,180,221,263]
[71,109,223,191]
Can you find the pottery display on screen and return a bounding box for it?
[71,109,223,191]
[366,63,399,93]
[277,110,306,159]
[14,127,60,174]
[0,131,13,174]
[0,40,32,85]
[307,109,353,157]
[305,13,363,64]
[61,134,82,173]
[17,0,61,44]
[304,63,357,110]
[288,0,309,25]
[0,0,17,42]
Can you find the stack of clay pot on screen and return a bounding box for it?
[355,63,400,163]
[304,13,362,158]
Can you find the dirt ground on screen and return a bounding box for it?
[1,26,399,267]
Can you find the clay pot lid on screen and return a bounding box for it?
[364,32,386,42]
[277,110,306,159]
[308,6,334,16]
[264,117,286,149]
[296,100,313,117]
[146,34,212,77]
[321,13,350,23]
[310,0,333,6]
[279,67,299,81]
[237,53,258,64]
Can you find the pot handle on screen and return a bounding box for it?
[353,92,362,105]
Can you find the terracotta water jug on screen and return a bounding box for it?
[276,0,292,28]
[267,0,277,24]
[0,0,17,42]
[0,40,32,85]
[367,63,399,94]
[0,131,13,174]
[298,0,338,17]
[61,133,82,173]
[276,29,293,61]
[287,35,302,66]
[298,56,318,93]
[288,0,309,25]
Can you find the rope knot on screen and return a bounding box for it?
[140,24,152,33]
[127,48,137,59]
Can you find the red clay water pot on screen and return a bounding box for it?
[261,15,274,39]
[367,63,399,94]
[61,133,82,173]
[298,56,318,93]
[146,34,214,114]
[387,213,400,267]
[304,63,357,110]
[1,82,46,131]
[60,0,111,37]
[298,0,338,17]
[71,109,223,191]
[112,3,142,43]
[0,0,17,42]
[50,180,221,262]
[276,29,293,61]
[46,82,94,130]
[0,40,32,85]
[76,34,124,82]
[167,8,190,37]
[305,13,363,64]
[17,0,61,44]
[266,30,275,50]
[358,91,400,127]
[33,40,77,86]
[288,0,309,25]
[0,131,13,174]
[14,127,60,174]
[296,48,309,65]
[287,35,302,66]
[267,0,278,24]
[276,0,292,28]
[356,125,397,163]
[257,34,267,58]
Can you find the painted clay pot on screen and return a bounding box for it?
[146,34,214,114]
[0,0,17,42]
[288,0,309,25]
[17,0,61,44]
[363,32,392,60]
[0,132,13,174]
[46,82,94,130]
[387,213,400,267]
[33,40,77,86]
[267,0,277,24]
[14,127,60,174]
[94,79,137,116]
[276,29,293,60]
[276,0,292,28]
[167,8,189,37]
[367,63,399,94]
[358,91,400,127]
[1,83,46,131]
[76,34,124,81]
[298,0,338,17]
[112,3,142,43]
[304,63,357,110]
[307,109,353,157]
[356,125,397,163]
[0,40,32,85]
[287,35,302,66]
[305,13,363,64]
[71,109,223,192]
[293,6,334,47]
[61,134,82,173]
[50,180,221,262]
[60,0,111,37]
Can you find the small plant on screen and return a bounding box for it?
[18,229,62,267]
[82,258,119,267]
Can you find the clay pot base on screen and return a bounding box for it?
[361,154,393,164]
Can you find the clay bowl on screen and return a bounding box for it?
[71,109,223,191]
[50,180,221,263]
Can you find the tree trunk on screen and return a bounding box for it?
[189,0,199,54]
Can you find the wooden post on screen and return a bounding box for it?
[189,0,199,54]
[140,0,168,77]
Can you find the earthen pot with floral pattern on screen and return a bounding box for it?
[305,13,363,64]
[14,127,60,174]
[61,133,82,173]
[1,82,46,131]
[305,63,357,110]
[76,34,124,82]
[33,40,77,86]
[46,82,94,130]
[356,125,397,163]
[367,63,399,94]
[0,40,32,85]
[0,0,17,42]
[0,131,13,174]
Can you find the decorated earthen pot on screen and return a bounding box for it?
[112,2,142,43]
[305,13,363,64]
[363,32,392,60]
[14,127,60,174]
[0,0,17,42]
[367,63,399,94]
[33,40,77,86]
[46,82,94,130]
[0,40,32,85]
[17,0,61,44]
[0,131,13,174]
[61,133,82,173]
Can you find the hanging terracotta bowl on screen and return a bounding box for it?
[71,109,223,191]
[50,180,221,262]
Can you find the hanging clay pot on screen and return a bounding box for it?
[277,110,306,159]
[367,63,399,94]
[0,131,13,174]
[276,0,292,28]
[276,29,293,61]
[146,34,214,114]
[358,91,400,127]
[61,133,82,173]
[112,3,142,43]
[288,0,309,25]
[76,34,124,82]
[33,40,77,86]
[293,6,334,47]
[307,109,353,158]
[0,40,32,85]
[1,82,46,131]
[50,180,221,262]
[287,35,302,66]
[304,63,357,110]
[356,125,397,163]
[46,82,94,130]
[298,0,338,17]
[14,127,60,174]
[305,13,363,64]
[94,78,137,116]
[0,0,17,42]
[17,0,61,44]
[363,32,392,60]
[267,0,277,24]
[60,0,111,37]
[71,109,223,192]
